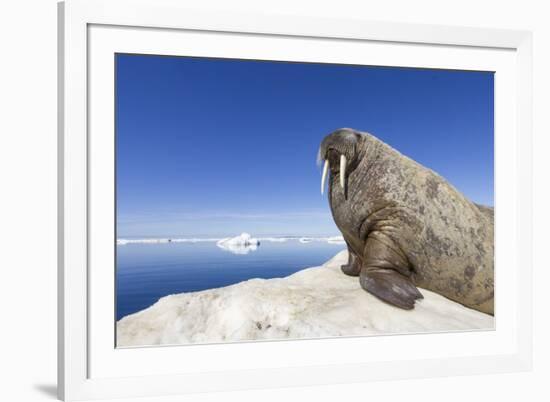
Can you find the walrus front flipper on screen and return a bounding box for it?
[360,269,423,309]
[359,235,423,309]
[341,245,361,276]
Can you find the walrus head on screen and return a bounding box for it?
[318,128,365,194]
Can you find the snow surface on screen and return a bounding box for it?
[216,233,260,254]
[117,250,494,347]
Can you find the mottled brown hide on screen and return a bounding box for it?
[319,128,494,315]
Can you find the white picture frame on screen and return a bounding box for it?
[58,0,533,400]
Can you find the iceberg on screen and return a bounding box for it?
[116,250,494,347]
[216,233,260,255]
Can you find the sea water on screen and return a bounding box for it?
[116,239,345,320]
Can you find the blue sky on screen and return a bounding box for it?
[116,54,494,237]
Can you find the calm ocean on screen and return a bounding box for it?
[116,239,345,320]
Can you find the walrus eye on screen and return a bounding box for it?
[340,154,347,189]
[321,159,329,195]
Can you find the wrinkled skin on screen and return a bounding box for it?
[319,128,494,315]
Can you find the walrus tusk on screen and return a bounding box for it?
[321,159,329,195]
[340,154,346,189]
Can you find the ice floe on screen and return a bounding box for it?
[117,250,494,347]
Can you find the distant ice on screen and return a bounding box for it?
[257,237,288,243]
[326,236,346,245]
[117,250,494,347]
[216,233,260,255]
[117,234,345,246]
[116,237,220,245]
[299,236,345,244]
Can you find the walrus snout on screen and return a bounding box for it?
[319,128,361,194]
[318,128,360,163]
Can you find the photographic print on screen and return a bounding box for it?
[115,54,495,347]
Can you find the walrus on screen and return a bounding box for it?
[319,128,494,315]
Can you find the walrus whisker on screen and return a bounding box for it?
[340,154,346,189]
[321,159,329,195]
